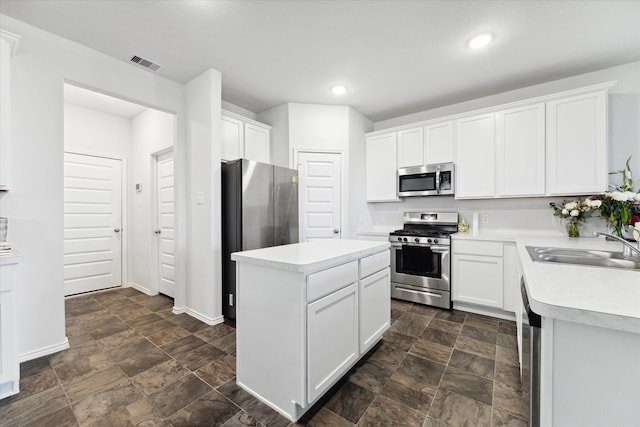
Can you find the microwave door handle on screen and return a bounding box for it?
[435,169,441,194]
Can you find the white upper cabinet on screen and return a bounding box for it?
[397,127,423,168]
[455,113,495,198]
[221,114,243,161]
[221,110,271,164]
[366,133,398,202]
[546,91,607,195]
[424,120,453,164]
[495,103,546,197]
[243,122,270,163]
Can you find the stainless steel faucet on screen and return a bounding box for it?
[594,229,640,258]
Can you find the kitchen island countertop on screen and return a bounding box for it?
[231,239,390,273]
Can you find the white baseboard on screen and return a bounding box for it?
[172,306,224,326]
[19,338,70,363]
[127,281,157,296]
[453,302,516,321]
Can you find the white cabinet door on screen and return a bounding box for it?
[397,127,423,168]
[244,122,270,163]
[366,133,398,202]
[515,264,524,374]
[359,268,390,353]
[307,283,358,403]
[424,120,453,164]
[221,115,243,161]
[546,91,607,195]
[452,254,504,308]
[455,113,495,199]
[495,104,545,197]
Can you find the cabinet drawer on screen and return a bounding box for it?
[307,261,358,302]
[360,250,389,279]
[453,240,503,257]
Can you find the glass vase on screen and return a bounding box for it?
[566,220,582,238]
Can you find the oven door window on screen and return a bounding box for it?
[396,245,441,278]
[399,172,436,193]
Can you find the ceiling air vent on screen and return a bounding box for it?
[130,55,162,71]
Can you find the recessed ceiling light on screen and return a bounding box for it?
[468,33,493,50]
[331,85,347,95]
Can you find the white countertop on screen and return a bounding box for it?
[231,239,390,273]
[514,235,640,334]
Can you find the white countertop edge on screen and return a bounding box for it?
[231,240,390,273]
[515,237,640,334]
[0,249,23,265]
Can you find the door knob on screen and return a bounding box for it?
[333,229,340,234]
[114,228,121,233]
[154,229,161,235]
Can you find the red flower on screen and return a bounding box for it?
[631,215,640,225]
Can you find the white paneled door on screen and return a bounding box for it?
[64,153,122,296]
[156,151,175,297]
[298,151,341,242]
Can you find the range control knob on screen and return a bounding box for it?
[427,238,432,243]
[433,238,439,244]
[414,238,420,243]
[403,237,408,242]
[397,237,403,242]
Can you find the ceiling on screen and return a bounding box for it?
[2,0,640,122]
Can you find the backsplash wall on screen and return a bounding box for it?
[366,196,608,237]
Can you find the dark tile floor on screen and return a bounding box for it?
[0,288,529,426]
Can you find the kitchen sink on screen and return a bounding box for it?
[526,246,640,271]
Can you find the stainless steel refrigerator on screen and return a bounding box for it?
[221,159,299,320]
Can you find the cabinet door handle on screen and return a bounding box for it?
[333,229,340,234]
[114,228,121,233]
[154,229,161,235]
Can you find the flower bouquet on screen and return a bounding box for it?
[591,157,640,239]
[549,198,598,237]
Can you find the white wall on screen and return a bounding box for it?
[182,68,223,324]
[131,109,175,292]
[0,14,184,360]
[347,107,374,237]
[365,61,640,235]
[288,103,350,158]
[64,103,132,158]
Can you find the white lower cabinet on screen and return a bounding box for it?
[452,240,505,309]
[359,267,390,353]
[0,253,21,399]
[307,283,358,403]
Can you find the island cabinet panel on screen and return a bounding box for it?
[307,283,358,403]
[233,241,390,422]
[359,268,390,353]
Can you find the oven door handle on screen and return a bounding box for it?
[429,246,449,253]
[394,286,443,298]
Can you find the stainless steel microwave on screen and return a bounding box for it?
[397,162,455,197]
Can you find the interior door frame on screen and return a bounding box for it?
[150,145,174,296]
[292,148,348,241]
[63,149,128,289]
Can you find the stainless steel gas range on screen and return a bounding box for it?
[389,211,458,309]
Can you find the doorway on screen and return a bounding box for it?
[296,150,343,242]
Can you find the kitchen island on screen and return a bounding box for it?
[231,239,390,422]
[515,235,640,427]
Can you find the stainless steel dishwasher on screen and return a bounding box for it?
[521,277,541,427]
